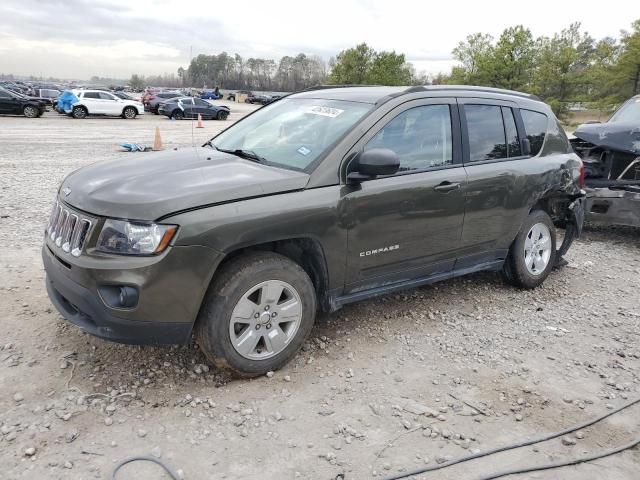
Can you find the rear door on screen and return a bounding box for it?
[179,98,195,118]
[80,92,102,114]
[457,99,525,267]
[342,98,467,293]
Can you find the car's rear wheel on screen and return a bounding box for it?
[502,210,556,289]
[122,106,137,119]
[72,106,87,119]
[23,105,39,118]
[196,252,316,377]
[172,110,184,120]
[216,110,229,120]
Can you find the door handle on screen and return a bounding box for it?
[434,181,461,193]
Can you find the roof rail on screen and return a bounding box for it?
[301,84,380,92]
[404,85,541,101]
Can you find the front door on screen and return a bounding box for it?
[342,99,467,293]
[98,92,120,115]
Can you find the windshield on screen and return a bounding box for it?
[609,97,640,123]
[211,98,371,170]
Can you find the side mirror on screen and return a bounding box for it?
[347,148,400,183]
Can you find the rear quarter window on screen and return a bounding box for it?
[520,109,547,156]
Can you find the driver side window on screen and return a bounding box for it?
[365,105,453,172]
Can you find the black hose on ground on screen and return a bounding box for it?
[472,437,640,480]
[110,454,181,480]
[380,396,640,480]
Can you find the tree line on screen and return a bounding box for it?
[127,18,639,115]
[177,52,327,92]
[446,20,640,115]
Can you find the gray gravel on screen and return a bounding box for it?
[0,108,639,479]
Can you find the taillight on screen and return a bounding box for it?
[579,159,585,189]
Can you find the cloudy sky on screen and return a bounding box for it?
[0,0,636,80]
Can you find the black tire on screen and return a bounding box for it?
[72,106,87,119]
[172,110,184,120]
[196,252,317,377]
[502,210,557,289]
[216,110,229,120]
[23,105,39,118]
[122,106,137,119]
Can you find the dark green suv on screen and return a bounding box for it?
[43,86,585,376]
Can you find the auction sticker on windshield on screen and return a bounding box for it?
[308,106,344,118]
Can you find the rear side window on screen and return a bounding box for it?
[520,109,548,156]
[83,92,100,99]
[465,105,507,162]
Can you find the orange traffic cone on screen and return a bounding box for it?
[196,113,204,128]
[153,127,163,151]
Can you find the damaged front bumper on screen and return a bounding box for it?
[585,186,640,228]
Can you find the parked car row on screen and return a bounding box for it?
[158,97,230,120]
[0,86,48,117]
[63,90,145,119]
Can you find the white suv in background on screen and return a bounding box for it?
[70,90,144,119]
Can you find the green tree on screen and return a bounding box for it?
[615,20,640,98]
[129,74,144,91]
[367,51,413,85]
[533,23,594,116]
[328,43,375,84]
[447,26,536,90]
[328,43,413,85]
[449,33,494,84]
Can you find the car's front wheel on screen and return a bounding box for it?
[23,105,39,118]
[216,110,229,120]
[502,209,557,289]
[172,110,184,120]
[72,106,88,119]
[122,106,137,119]
[196,252,317,377]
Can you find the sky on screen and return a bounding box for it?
[0,0,637,80]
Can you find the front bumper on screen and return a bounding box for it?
[42,241,222,345]
[585,187,640,227]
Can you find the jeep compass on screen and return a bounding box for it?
[43,85,585,376]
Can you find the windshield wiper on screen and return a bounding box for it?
[212,145,268,164]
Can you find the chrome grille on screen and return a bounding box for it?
[46,201,94,257]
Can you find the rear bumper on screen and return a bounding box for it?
[585,187,640,227]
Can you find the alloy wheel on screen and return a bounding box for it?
[524,222,552,276]
[229,280,303,360]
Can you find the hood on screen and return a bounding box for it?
[61,147,310,220]
[573,122,640,155]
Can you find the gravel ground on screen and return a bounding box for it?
[0,107,639,480]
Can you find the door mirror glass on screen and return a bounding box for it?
[348,148,400,183]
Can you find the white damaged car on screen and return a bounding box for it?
[70,90,144,119]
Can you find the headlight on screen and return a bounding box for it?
[96,219,177,255]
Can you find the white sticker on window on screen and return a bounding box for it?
[308,106,344,118]
[297,146,311,156]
